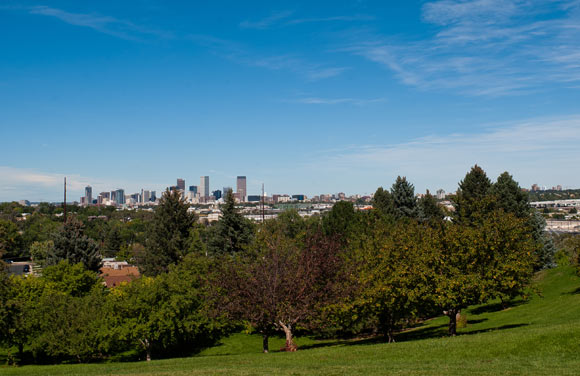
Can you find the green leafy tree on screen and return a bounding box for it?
[0,219,24,259]
[206,190,254,255]
[372,187,395,218]
[391,176,418,219]
[529,211,556,270]
[322,201,356,240]
[137,189,195,276]
[110,254,226,361]
[48,217,102,271]
[352,220,438,342]
[29,240,54,266]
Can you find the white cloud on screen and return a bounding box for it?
[290,97,387,105]
[343,0,580,96]
[311,116,580,192]
[27,6,168,40]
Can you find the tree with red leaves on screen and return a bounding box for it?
[219,219,344,353]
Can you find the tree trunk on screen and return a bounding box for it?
[140,338,152,361]
[446,308,459,336]
[18,343,23,360]
[279,322,297,352]
[386,329,396,343]
[262,334,269,353]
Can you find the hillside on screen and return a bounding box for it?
[2,266,579,376]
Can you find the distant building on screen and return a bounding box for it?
[189,185,198,195]
[223,186,233,197]
[115,189,125,205]
[247,195,261,202]
[237,176,247,202]
[212,190,222,200]
[141,190,152,203]
[436,189,446,200]
[177,178,185,191]
[532,184,540,191]
[84,186,92,206]
[292,194,306,201]
[200,176,210,199]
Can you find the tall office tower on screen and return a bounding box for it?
[142,190,151,203]
[189,185,198,196]
[200,176,210,198]
[115,189,125,205]
[212,190,222,200]
[236,176,247,202]
[84,186,92,206]
[150,191,157,202]
[110,190,117,204]
[177,178,185,191]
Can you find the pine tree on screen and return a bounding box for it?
[454,165,493,224]
[491,171,530,218]
[417,190,445,222]
[138,189,196,276]
[48,217,102,272]
[391,176,417,219]
[207,190,254,255]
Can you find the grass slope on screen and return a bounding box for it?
[2,266,579,375]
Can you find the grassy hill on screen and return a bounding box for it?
[2,266,579,375]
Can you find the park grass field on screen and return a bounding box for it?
[1,265,579,375]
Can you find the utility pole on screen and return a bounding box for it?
[261,183,265,222]
[63,177,67,222]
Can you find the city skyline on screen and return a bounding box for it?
[1,1,579,201]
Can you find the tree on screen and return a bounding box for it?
[220,223,344,352]
[492,172,530,218]
[372,187,395,218]
[352,220,438,342]
[137,189,195,276]
[206,189,254,255]
[417,190,445,223]
[29,240,54,266]
[0,219,24,259]
[529,211,556,270]
[322,201,356,240]
[391,176,417,219]
[453,165,493,224]
[110,254,226,361]
[48,217,102,272]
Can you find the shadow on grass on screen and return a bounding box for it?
[459,323,529,336]
[469,299,526,315]
[565,286,580,295]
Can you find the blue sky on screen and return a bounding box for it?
[1,0,580,201]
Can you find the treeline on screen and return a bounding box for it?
[0,166,564,364]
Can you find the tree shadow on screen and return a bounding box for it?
[565,286,580,295]
[459,323,529,336]
[469,299,525,315]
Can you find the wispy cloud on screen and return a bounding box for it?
[342,0,580,96]
[240,11,374,29]
[240,10,295,29]
[189,34,347,80]
[0,167,157,202]
[289,97,387,105]
[311,115,580,191]
[26,6,168,40]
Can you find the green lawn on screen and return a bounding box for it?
[2,266,579,375]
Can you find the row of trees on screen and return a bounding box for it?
[0,165,557,362]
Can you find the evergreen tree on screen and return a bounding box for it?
[207,190,254,255]
[417,190,445,223]
[529,211,556,270]
[391,176,417,219]
[454,165,493,224]
[372,187,395,218]
[492,172,530,218]
[322,201,356,240]
[138,189,195,276]
[48,217,102,272]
